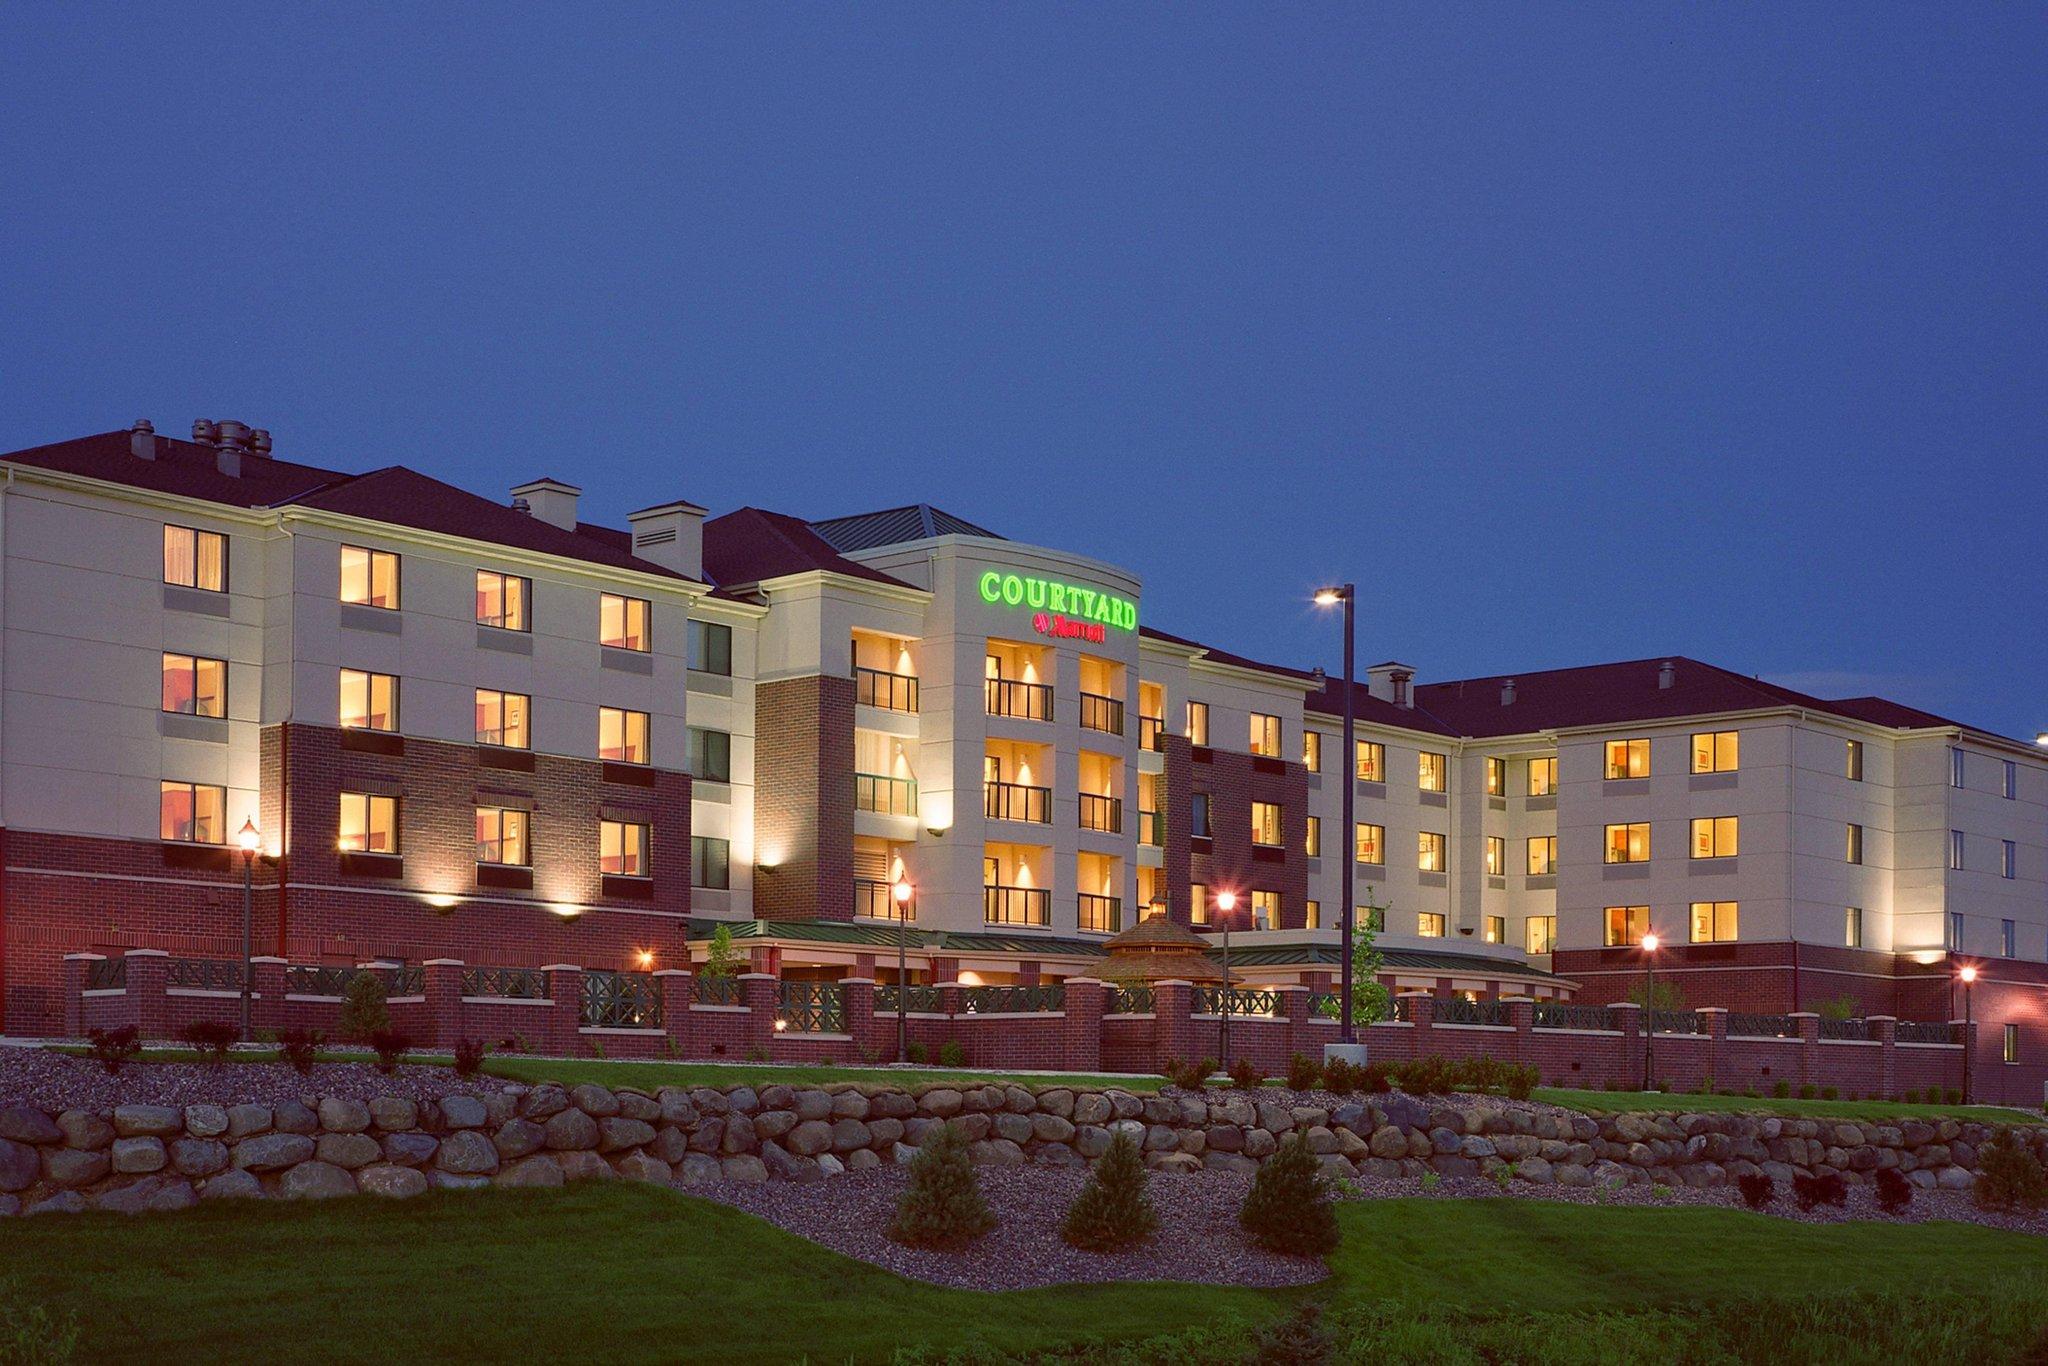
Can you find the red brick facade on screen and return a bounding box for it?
[1186,745,1311,929]
[751,674,856,922]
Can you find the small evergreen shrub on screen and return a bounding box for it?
[1246,1302,1332,1365]
[1285,1053,1322,1092]
[1791,1170,1848,1212]
[1319,1058,1357,1095]
[1228,1056,1262,1090]
[1503,1063,1537,1101]
[1161,1056,1217,1091]
[1974,1128,2048,1214]
[1240,1133,1340,1257]
[1395,1055,1456,1095]
[888,1125,995,1249]
[1736,1172,1774,1209]
[1771,1080,1791,1099]
[1361,1062,1394,1094]
[85,1025,141,1075]
[1944,1088,1963,1105]
[936,1040,966,1068]
[1059,1131,1158,1251]
[275,1027,322,1074]
[337,972,391,1040]
[1797,1083,1817,1100]
[1873,1167,1913,1215]
[1903,1088,1922,1105]
[179,1019,238,1065]
[453,1038,487,1077]
[905,1040,929,1065]
[368,1028,412,1074]
[1820,1086,1839,1101]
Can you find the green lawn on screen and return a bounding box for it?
[478,1056,1169,1093]
[1533,1086,2043,1125]
[3,1184,2044,1363]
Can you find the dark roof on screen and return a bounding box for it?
[1219,943,1566,980]
[1139,625,1321,685]
[688,918,1107,957]
[702,508,917,591]
[809,504,1002,553]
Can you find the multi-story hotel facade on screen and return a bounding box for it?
[0,421,2040,1096]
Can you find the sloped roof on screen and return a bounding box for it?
[1140,625,1322,686]
[701,507,917,591]
[1221,943,1566,981]
[809,503,1002,553]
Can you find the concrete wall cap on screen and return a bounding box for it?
[124,948,170,958]
[652,969,692,978]
[63,952,107,961]
[540,964,583,972]
[422,959,464,966]
[738,972,777,980]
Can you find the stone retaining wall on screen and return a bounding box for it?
[2,1082,2040,1216]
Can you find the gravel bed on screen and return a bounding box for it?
[691,1165,1328,1291]
[0,1045,506,1112]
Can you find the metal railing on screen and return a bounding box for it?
[1309,992,1341,1020]
[1139,809,1164,846]
[461,966,546,999]
[1896,1019,1960,1045]
[985,677,1053,721]
[1191,986,1280,1017]
[1819,1017,1871,1041]
[855,772,919,817]
[961,984,1065,1014]
[777,981,845,1033]
[167,958,243,992]
[1727,1012,1797,1039]
[984,781,1051,823]
[855,666,919,714]
[1078,691,1125,736]
[1078,792,1123,834]
[1648,1009,1705,1036]
[1533,1001,1617,1031]
[983,885,1051,927]
[877,984,943,1014]
[84,959,127,991]
[1077,893,1122,934]
[1139,714,1165,751]
[1436,997,1510,1027]
[582,970,662,1029]
[695,975,742,1007]
[854,878,916,921]
[286,964,419,998]
[1107,984,1154,1014]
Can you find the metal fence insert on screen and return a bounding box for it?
[582,970,662,1029]
[777,981,845,1033]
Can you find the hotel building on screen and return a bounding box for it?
[0,420,2040,1086]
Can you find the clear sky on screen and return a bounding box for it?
[2,5,2042,737]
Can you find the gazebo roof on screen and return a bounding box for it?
[1091,911,1231,985]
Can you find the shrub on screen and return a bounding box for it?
[85,1025,141,1076]
[1975,1128,2048,1214]
[1319,1058,1356,1095]
[1247,1302,1332,1365]
[275,1027,322,1074]
[1736,1171,1775,1209]
[1161,1056,1218,1091]
[1820,1086,1839,1101]
[1791,1170,1848,1212]
[905,1040,929,1065]
[1503,1063,1537,1101]
[1771,1080,1791,1099]
[1815,995,1858,1024]
[1396,1055,1456,1096]
[936,1040,966,1068]
[1945,1088,1964,1106]
[888,1124,994,1248]
[1874,1167,1913,1216]
[337,972,391,1041]
[700,922,741,980]
[1059,1131,1158,1251]
[1228,1057,1263,1090]
[1285,1053,1322,1092]
[368,1028,412,1074]
[1797,1083,1817,1100]
[452,1037,487,1078]
[179,1019,238,1065]
[1239,1133,1339,1257]
[1360,1061,1394,1094]
[1903,1088,1921,1105]
[0,1283,80,1366]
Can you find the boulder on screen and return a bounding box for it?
[1147,1152,1203,1174]
[273,1101,319,1135]
[968,1138,1026,1167]
[1517,1157,1556,1185]
[868,1117,905,1148]
[832,1091,871,1120]
[1254,1102,1295,1134]
[815,1153,846,1179]
[720,1154,769,1184]
[318,1097,372,1133]
[178,1104,228,1139]
[168,1138,230,1178]
[436,1131,501,1175]
[1143,1125,1179,1153]
[1243,1129,1277,1159]
[676,1153,724,1185]
[758,1085,795,1112]
[201,1168,264,1200]
[1304,1126,1338,1155]
[1936,1165,1974,1191]
[149,1181,198,1213]
[917,1089,962,1119]
[496,1155,566,1189]
[652,1127,692,1165]
[382,1132,439,1167]
[558,1150,614,1182]
[494,1118,546,1160]
[759,1142,819,1183]
[96,1177,165,1215]
[544,1109,600,1151]
[599,1118,658,1153]
[0,1138,41,1192]
[439,1095,489,1130]
[570,1085,620,1118]
[225,1105,272,1141]
[787,1121,833,1157]
[754,1111,798,1140]
[617,1151,672,1184]
[316,1133,382,1170]
[1072,1093,1112,1126]
[281,1161,358,1200]
[369,1097,418,1131]
[725,1088,760,1116]
[1033,1143,1082,1167]
[1038,1089,1075,1118]
[358,1164,430,1198]
[831,1118,873,1153]
[0,1105,61,1145]
[1369,1127,1408,1160]
[235,1133,316,1173]
[1074,1125,1113,1159]
[846,1148,882,1172]
[991,1113,1032,1145]
[1108,1092,1144,1121]
[433,1173,491,1191]
[1202,1151,1258,1174]
[686,1119,726,1153]
[721,1114,757,1155]
[27,1191,89,1216]
[113,1105,182,1138]
[523,1085,571,1120]
[1001,1086,1036,1114]
[57,1111,114,1150]
[618,1091,662,1122]
[112,1137,168,1174]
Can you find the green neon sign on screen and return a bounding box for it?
[977,569,1137,640]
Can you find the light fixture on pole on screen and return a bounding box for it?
[1639,930,1661,1091]
[1313,583,1361,1065]
[236,818,261,1042]
[1216,889,1237,1070]
[892,877,915,1064]
[1958,963,1978,1104]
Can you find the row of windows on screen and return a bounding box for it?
[1951,747,2020,799]
[1601,902,1741,946]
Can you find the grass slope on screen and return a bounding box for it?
[1532,1086,2040,1124]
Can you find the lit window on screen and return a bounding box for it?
[1525,916,1557,955]
[1250,801,1283,848]
[1186,701,1209,746]
[338,793,399,854]
[339,545,399,609]
[598,707,649,765]
[2002,918,2016,957]
[1689,900,1738,943]
[1484,914,1504,945]
[690,836,729,889]
[1603,905,1649,947]
[476,571,530,631]
[1604,823,1651,864]
[160,653,227,717]
[1418,751,1448,793]
[2003,760,2017,799]
[339,669,398,731]
[1304,899,1321,930]
[476,807,530,866]
[688,620,731,674]
[1355,741,1384,782]
[1947,829,1963,871]
[163,525,226,592]
[687,727,731,783]
[1950,747,1966,789]
[1305,816,1321,858]
[1947,910,1964,950]
[1848,823,1865,865]
[1485,836,1505,876]
[1418,831,1446,872]
[2005,1024,2019,1065]
[1485,757,1506,796]
[1190,882,1208,926]
[1190,792,1212,839]
[1691,731,1739,774]
[1845,906,1863,949]
[1845,740,1863,781]
[1690,816,1739,859]
[475,689,531,749]
[600,594,651,652]
[1302,731,1322,773]
[1251,890,1279,930]
[2003,839,2017,879]
[1249,713,1281,758]
[1605,739,1650,780]
[602,820,650,878]
[159,781,226,844]
[1417,912,1446,938]
[1526,836,1557,876]
[1354,822,1384,865]
[1527,757,1557,796]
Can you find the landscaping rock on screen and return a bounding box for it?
[235,1132,316,1172]
[282,1161,358,1200]
[599,1117,658,1153]
[787,1120,833,1156]
[27,1191,88,1216]
[571,1084,620,1118]
[522,1085,571,1120]
[617,1091,662,1122]
[815,1152,846,1179]
[0,1104,62,1145]
[201,1169,263,1200]
[225,1104,272,1140]
[497,1155,566,1188]
[0,1138,40,1192]
[274,1101,319,1135]
[436,1131,500,1175]
[440,1095,489,1130]
[494,1118,546,1160]
[316,1133,383,1170]
[318,1096,372,1133]
[382,1132,439,1167]
[558,1150,614,1182]
[370,1097,419,1131]
[43,1147,109,1188]
[113,1104,182,1138]
[112,1136,168,1174]
[57,1110,114,1150]
[676,1153,723,1185]
[617,1151,672,1184]
[544,1108,600,1151]
[721,1154,768,1184]
[359,1164,430,1198]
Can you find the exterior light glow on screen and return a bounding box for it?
[423,894,458,910]
[892,879,913,905]
[1313,587,1344,606]
[1641,932,1660,952]
[773,1018,788,1032]
[236,818,261,855]
[1216,890,1237,913]
[2037,732,2048,748]
[635,949,654,969]
[1959,964,1978,983]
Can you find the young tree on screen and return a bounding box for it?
[1625,979,1685,1012]
[1239,1133,1340,1256]
[337,971,391,1041]
[1345,893,1395,1027]
[888,1124,996,1248]
[1060,1131,1158,1251]
[701,923,740,980]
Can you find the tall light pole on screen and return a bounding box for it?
[892,877,914,1064]
[236,818,261,1042]
[1216,889,1237,1070]
[1313,585,1358,1056]
[1640,930,1661,1091]
[1958,963,1978,1104]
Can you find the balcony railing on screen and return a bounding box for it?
[1077,893,1122,934]
[1139,714,1165,751]
[854,772,918,817]
[985,781,1051,824]
[854,877,915,922]
[985,677,1053,722]
[1139,809,1164,846]
[855,666,919,714]
[1078,691,1125,736]
[1078,792,1123,834]
[983,885,1051,927]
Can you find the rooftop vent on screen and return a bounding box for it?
[1658,661,1676,690]
[190,419,269,476]
[1501,679,1516,706]
[130,419,157,461]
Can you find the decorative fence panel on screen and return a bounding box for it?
[777,982,845,1033]
[1436,997,1510,1027]
[286,964,420,998]
[1896,1019,1960,1045]
[582,971,662,1029]
[84,959,127,991]
[1106,985,1154,1015]
[1648,1010,1705,1036]
[877,984,943,1015]
[1819,1017,1871,1041]
[461,967,546,1000]
[1191,987,1280,1017]
[1727,1013,1797,1039]
[695,975,742,1007]
[960,984,1066,1015]
[1532,1001,1616,1031]
[166,959,243,992]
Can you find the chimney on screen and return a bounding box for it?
[1501,678,1516,707]
[510,478,582,532]
[130,419,157,460]
[1366,661,1417,709]
[1658,660,1676,690]
[627,499,708,579]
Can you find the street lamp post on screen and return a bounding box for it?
[1313,584,1357,1051]
[1640,930,1661,1090]
[1216,890,1237,1071]
[892,878,914,1064]
[236,818,261,1042]
[1958,963,1978,1105]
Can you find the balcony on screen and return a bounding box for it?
[1139,715,1165,751]
[985,677,1053,722]
[854,773,918,817]
[855,666,919,714]
[985,781,1052,824]
[1079,691,1125,736]
[1139,809,1164,847]
[1078,792,1124,835]
[1077,893,1123,934]
[854,877,915,922]
[984,885,1051,927]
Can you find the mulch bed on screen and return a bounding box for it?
[0,1044,501,1112]
[691,1165,1329,1291]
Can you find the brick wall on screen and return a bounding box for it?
[751,675,856,922]
[1187,746,1310,928]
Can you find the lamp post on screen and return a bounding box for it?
[892,877,914,1064]
[1958,963,1978,1105]
[1215,889,1237,1070]
[1313,584,1358,1055]
[236,818,261,1042]
[1640,930,1661,1090]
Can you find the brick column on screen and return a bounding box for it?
[1868,1015,1898,1099]
[1698,1006,1728,1087]
[840,979,879,1062]
[62,954,103,1037]
[1792,1011,1821,1088]
[1504,995,1534,1065]
[740,973,780,1055]
[1401,991,1435,1054]
[543,964,583,1056]
[249,956,289,1037]
[935,981,965,1063]
[1279,985,1312,1063]
[1611,1002,1643,1089]
[1062,977,1105,1072]
[656,970,695,1056]
[1153,980,1196,1070]
[126,949,170,1040]
[422,959,464,1050]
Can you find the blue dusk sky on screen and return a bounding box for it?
[1,6,2042,737]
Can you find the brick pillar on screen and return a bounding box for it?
[1611,1002,1643,1089]
[1062,977,1105,1072]
[1401,991,1435,1055]
[1698,1006,1728,1087]
[1792,1011,1821,1088]
[249,957,289,1037]
[741,973,780,1055]
[1868,1015,1898,1099]
[543,964,583,1056]
[1279,985,1311,1063]
[1153,979,1196,1069]
[422,959,464,1050]
[126,949,170,1040]
[841,979,878,1062]
[62,954,102,1037]
[656,970,695,1057]
[1504,995,1534,1065]
[936,981,965,1063]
